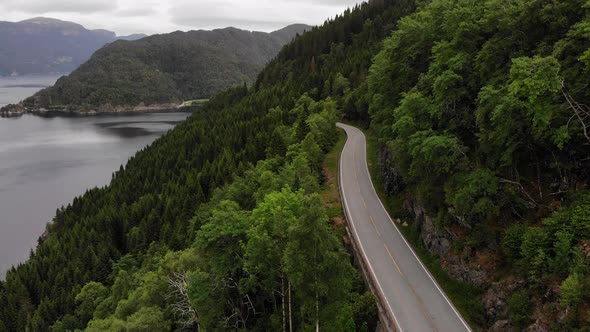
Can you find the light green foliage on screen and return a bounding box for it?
[477,56,567,167]
[508,56,562,140]
[125,307,168,332]
[244,188,305,293]
[392,91,435,135]
[407,131,466,181]
[552,230,574,275]
[86,316,126,332]
[521,227,550,280]
[75,282,109,323]
[306,98,341,152]
[445,169,499,223]
[509,57,562,105]
[560,273,584,309]
[86,306,168,332]
[282,193,355,331]
[81,247,199,330]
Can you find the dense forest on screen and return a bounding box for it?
[2,0,590,331]
[368,0,590,330]
[24,24,309,110]
[0,1,415,331]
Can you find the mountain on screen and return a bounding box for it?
[2,0,590,331]
[0,17,146,76]
[24,24,310,111]
[268,23,310,41]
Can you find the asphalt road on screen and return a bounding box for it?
[337,123,471,332]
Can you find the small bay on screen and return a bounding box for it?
[0,75,62,108]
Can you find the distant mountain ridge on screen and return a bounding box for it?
[24,24,310,111]
[0,17,146,76]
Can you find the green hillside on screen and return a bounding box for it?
[2,0,590,331]
[25,25,309,110]
[368,0,590,329]
[0,1,414,331]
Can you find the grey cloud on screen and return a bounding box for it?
[2,0,359,36]
[173,16,295,32]
[117,7,157,17]
[168,0,342,31]
[3,0,118,14]
[288,0,363,6]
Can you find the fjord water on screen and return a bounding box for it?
[0,112,190,278]
[0,75,62,108]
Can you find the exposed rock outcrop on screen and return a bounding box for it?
[489,320,516,332]
[378,146,405,196]
[0,103,25,116]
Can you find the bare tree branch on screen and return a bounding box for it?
[561,81,590,145]
[499,178,538,207]
[168,271,200,330]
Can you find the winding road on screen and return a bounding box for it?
[337,123,471,332]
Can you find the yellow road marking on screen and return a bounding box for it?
[370,215,381,237]
[384,244,402,275]
[408,284,439,332]
[384,245,438,330]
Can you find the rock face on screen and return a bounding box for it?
[444,255,488,286]
[483,283,509,323]
[0,103,25,117]
[378,146,405,196]
[525,321,550,332]
[489,320,516,332]
[378,148,508,323]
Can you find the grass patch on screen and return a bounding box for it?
[179,99,209,107]
[321,129,346,220]
[360,125,485,329]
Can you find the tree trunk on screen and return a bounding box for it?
[316,292,319,332]
[282,274,286,332]
[289,280,293,332]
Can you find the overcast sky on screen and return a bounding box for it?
[0,0,364,35]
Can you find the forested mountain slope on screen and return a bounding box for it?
[3,0,588,331]
[25,25,309,110]
[0,17,145,76]
[368,0,590,330]
[0,1,416,331]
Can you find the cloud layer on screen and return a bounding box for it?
[0,0,363,35]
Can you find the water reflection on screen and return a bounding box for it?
[0,112,190,278]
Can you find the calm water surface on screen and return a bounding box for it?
[0,75,62,107]
[0,112,190,278]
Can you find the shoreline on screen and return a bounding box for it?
[0,103,203,118]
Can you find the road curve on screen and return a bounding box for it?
[337,123,471,332]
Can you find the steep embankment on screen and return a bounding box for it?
[368,0,590,330]
[23,25,310,112]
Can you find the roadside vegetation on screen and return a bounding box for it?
[368,0,590,329]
